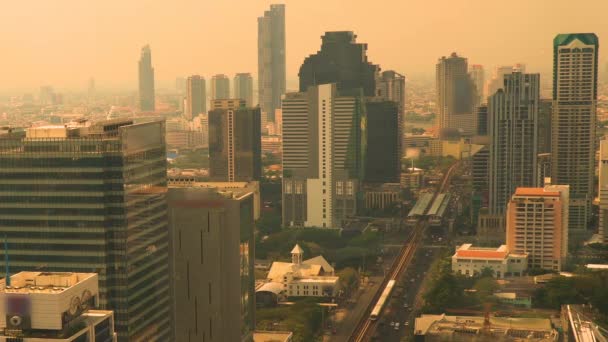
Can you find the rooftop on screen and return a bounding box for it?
[454,244,510,260]
[514,187,560,197]
[1,272,97,294]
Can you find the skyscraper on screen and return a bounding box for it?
[209,100,261,182]
[185,75,206,120]
[168,186,255,342]
[506,185,569,271]
[282,83,366,228]
[487,65,526,98]
[551,33,599,235]
[537,99,552,155]
[299,31,379,97]
[138,45,155,112]
[258,4,286,122]
[436,53,477,136]
[376,70,406,157]
[598,139,608,244]
[469,64,485,106]
[489,72,540,215]
[365,99,399,183]
[211,74,230,100]
[234,73,254,106]
[0,120,170,341]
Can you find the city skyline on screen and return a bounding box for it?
[1,0,608,92]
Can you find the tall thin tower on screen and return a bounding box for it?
[551,33,599,236]
[436,53,476,136]
[258,4,286,122]
[138,45,155,112]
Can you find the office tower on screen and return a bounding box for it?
[476,104,488,136]
[299,31,379,97]
[376,70,406,157]
[0,272,117,342]
[258,4,286,122]
[185,75,207,120]
[234,73,254,106]
[274,109,283,136]
[488,72,540,215]
[209,100,261,182]
[168,186,255,342]
[599,140,608,244]
[436,53,477,136]
[537,99,552,154]
[0,120,170,341]
[537,153,552,187]
[488,66,513,97]
[211,74,230,100]
[365,99,399,183]
[551,33,599,235]
[282,83,366,228]
[469,64,485,106]
[506,185,569,271]
[138,44,155,112]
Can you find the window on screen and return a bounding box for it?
[284,182,292,194]
[336,181,343,195]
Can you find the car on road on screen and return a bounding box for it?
[394,322,400,330]
[404,321,410,326]
[389,321,395,327]
[403,303,408,308]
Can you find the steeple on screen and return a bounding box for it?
[291,244,304,265]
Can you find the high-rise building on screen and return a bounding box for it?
[185,75,207,120]
[598,139,608,244]
[234,73,254,107]
[469,64,485,106]
[488,72,540,215]
[506,185,569,271]
[138,45,155,112]
[476,104,488,136]
[551,33,599,235]
[436,53,477,136]
[299,31,379,97]
[537,99,552,155]
[0,272,117,342]
[258,4,286,122]
[209,100,261,182]
[211,74,230,100]
[376,70,406,157]
[274,109,283,136]
[488,66,514,98]
[282,83,366,228]
[168,186,255,342]
[0,120,170,341]
[365,99,399,183]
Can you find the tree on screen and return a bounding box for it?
[473,277,499,304]
[338,267,360,297]
[480,267,495,278]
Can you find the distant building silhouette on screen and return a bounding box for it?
[234,73,254,106]
[258,4,286,122]
[436,52,476,136]
[185,75,206,120]
[211,74,230,100]
[138,45,155,111]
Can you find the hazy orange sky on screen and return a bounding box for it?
[1,0,607,92]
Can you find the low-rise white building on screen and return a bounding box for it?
[256,245,340,304]
[452,244,528,278]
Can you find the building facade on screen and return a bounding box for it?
[364,99,399,183]
[436,53,477,136]
[551,33,599,235]
[234,73,254,107]
[138,45,155,112]
[299,31,378,97]
[185,75,206,120]
[0,120,170,341]
[282,84,366,228]
[488,72,540,215]
[375,70,406,156]
[258,4,286,122]
[469,64,485,106]
[208,100,261,182]
[452,244,528,278]
[598,140,608,244]
[211,74,230,100]
[168,187,256,342]
[506,186,570,271]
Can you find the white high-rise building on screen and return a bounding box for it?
[282,84,364,228]
[551,33,599,236]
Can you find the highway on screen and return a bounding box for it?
[348,162,459,342]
